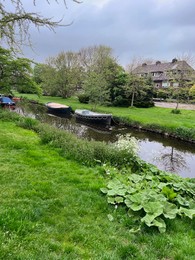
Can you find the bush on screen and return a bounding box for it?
[78,93,89,104]
[134,100,154,108]
[171,109,181,114]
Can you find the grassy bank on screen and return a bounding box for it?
[16,94,195,141]
[1,111,195,259]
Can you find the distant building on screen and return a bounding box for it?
[132,58,194,88]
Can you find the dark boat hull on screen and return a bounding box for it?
[46,102,71,116]
[75,110,112,126]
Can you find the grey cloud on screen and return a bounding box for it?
[21,0,195,66]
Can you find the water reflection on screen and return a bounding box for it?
[15,101,195,178]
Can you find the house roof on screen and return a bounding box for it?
[133,59,194,74]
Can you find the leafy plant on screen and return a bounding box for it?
[101,165,195,233]
[171,109,181,114]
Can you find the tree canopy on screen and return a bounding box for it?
[0,46,39,94]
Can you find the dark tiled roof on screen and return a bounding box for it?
[133,60,194,74]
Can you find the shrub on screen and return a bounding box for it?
[78,93,89,104]
[0,109,20,122]
[171,109,181,114]
[17,117,39,129]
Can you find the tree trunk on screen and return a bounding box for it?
[131,91,135,107]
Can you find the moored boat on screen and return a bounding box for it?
[46,102,71,116]
[74,109,112,126]
[0,97,15,109]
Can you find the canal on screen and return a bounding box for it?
[15,101,195,178]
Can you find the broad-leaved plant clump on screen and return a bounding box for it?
[101,164,195,233]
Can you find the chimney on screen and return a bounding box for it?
[156,61,161,65]
[142,63,147,67]
[172,58,178,63]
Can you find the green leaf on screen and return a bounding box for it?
[143,201,164,217]
[128,174,143,183]
[126,187,137,194]
[152,218,166,233]
[107,179,123,190]
[108,197,115,204]
[141,213,157,225]
[179,207,195,219]
[158,183,167,190]
[107,188,126,196]
[162,186,177,200]
[100,188,108,194]
[125,197,142,211]
[163,202,178,219]
[127,193,142,204]
[176,195,190,207]
[141,215,166,233]
[115,196,124,203]
[107,214,114,222]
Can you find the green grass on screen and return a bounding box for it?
[1,120,195,259]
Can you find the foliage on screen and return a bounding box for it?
[109,70,129,107]
[112,134,139,156]
[77,93,89,104]
[1,120,195,259]
[189,85,195,98]
[101,164,195,233]
[0,46,38,94]
[83,71,110,108]
[80,45,124,107]
[125,74,154,108]
[171,109,181,114]
[15,115,137,168]
[175,126,195,141]
[40,52,82,98]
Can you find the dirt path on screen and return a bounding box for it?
[154,102,195,110]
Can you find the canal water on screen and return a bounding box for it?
[15,101,195,178]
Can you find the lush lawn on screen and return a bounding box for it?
[17,93,195,130]
[1,120,195,259]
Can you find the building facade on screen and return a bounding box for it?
[133,59,194,88]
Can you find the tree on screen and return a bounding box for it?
[124,73,154,108]
[78,45,124,106]
[0,0,80,51]
[83,71,110,109]
[11,58,41,94]
[166,61,193,109]
[109,70,129,107]
[189,85,195,99]
[40,51,82,98]
[0,46,39,94]
[126,56,155,73]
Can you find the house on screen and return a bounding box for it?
[132,58,194,88]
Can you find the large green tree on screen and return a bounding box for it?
[125,74,154,108]
[0,46,38,94]
[83,71,110,109]
[79,45,125,106]
[40,51,82,98]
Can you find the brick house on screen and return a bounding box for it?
[132,58,194,88]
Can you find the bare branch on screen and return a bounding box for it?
[0,0,80,52]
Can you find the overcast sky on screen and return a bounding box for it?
[20,0,195,67]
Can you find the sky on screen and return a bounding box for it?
[16,0,195,67]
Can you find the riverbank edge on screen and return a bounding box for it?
[112,116,195,144]
[20,97,195,143]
